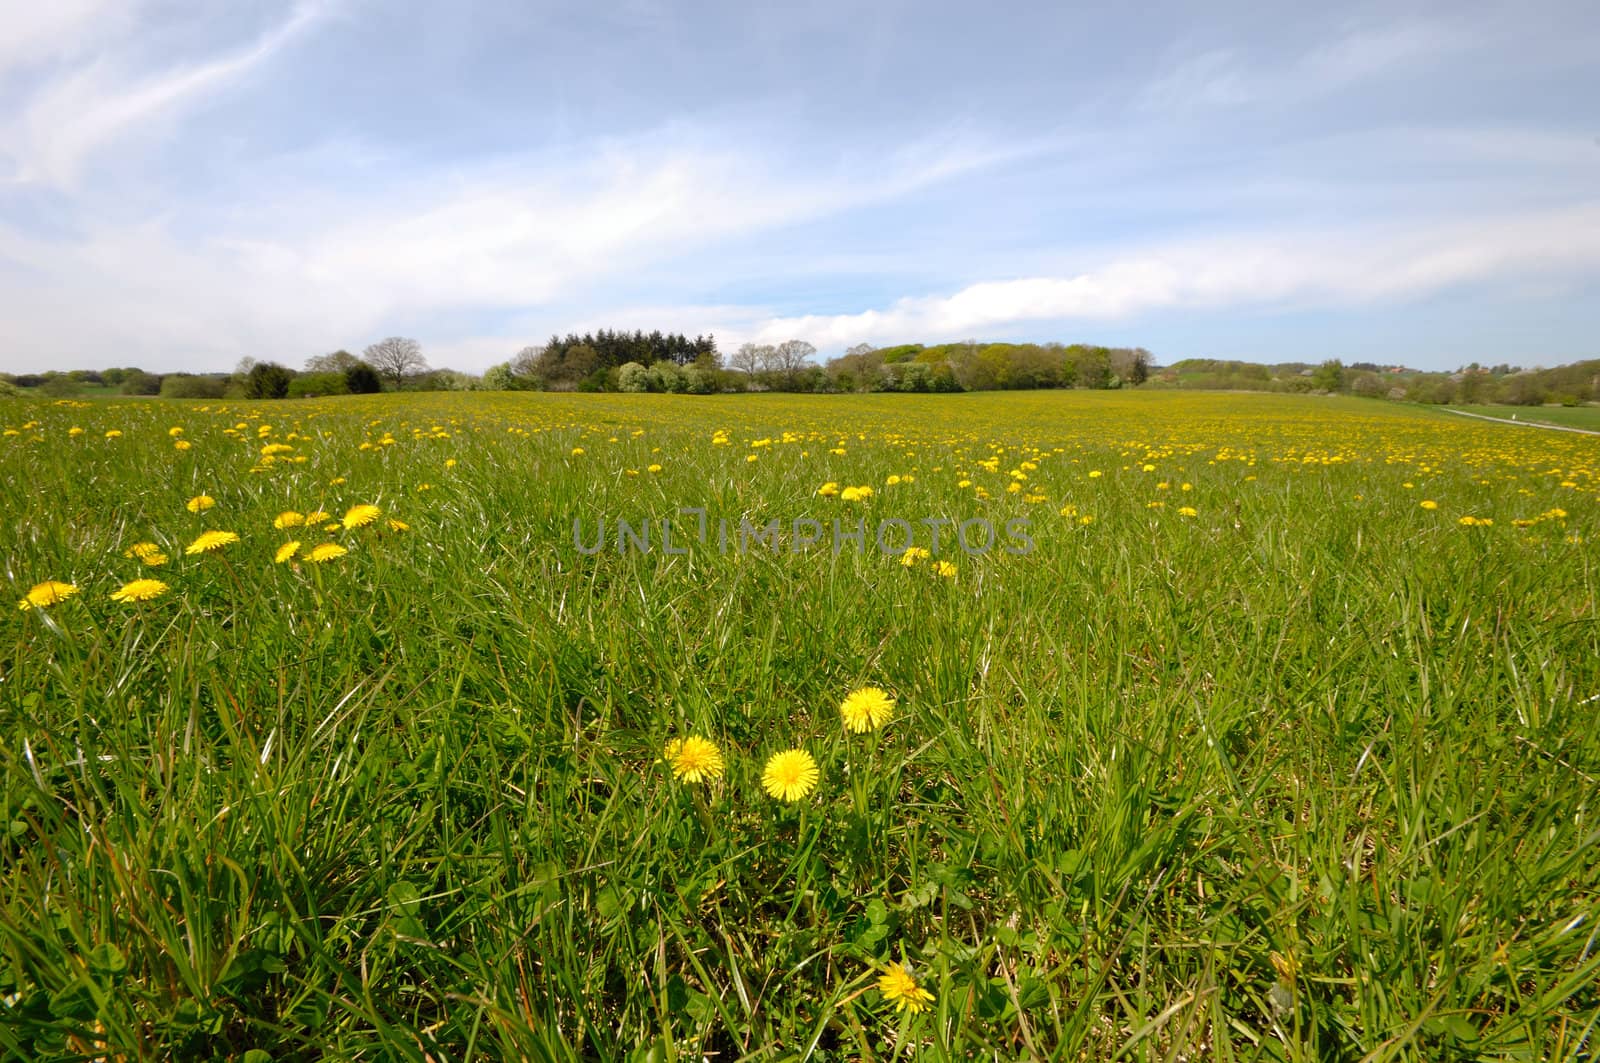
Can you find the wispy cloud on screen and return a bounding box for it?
[1137,16,1477,116]
[2,1,329,186]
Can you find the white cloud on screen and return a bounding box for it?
[0,126,1021,371]
[734,205,1600,349]
[0,0,135,80]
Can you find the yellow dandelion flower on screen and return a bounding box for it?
[19,581,78,611]
[304,510,330,524]
[933,560,957,577]
[68,426,84,436]
[185,530,239,555]
[647,464,663,473]
[387,519,410,532]
[305,543,348,563]
[186,494,215,513]
[817,482,840,497]
[664,736,725,783]
[110,579,169,604]
[1178,506,1198,517]
[571,447,585,456]
[274,541,301,564]
[877,962,934,1014]
[168,426,184,437]
[900,546,931,567]
[342,504,382,529]
[840,686,895,733]
[174,440,192,451]
[104,430,122,439]
[274,511,304,529]
[1420,500,1439,510]
[1088,470,1102,478]
[761,748,819,802]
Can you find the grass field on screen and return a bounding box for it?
[3,390,1599,1061]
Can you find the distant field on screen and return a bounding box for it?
[3,390,1598,1059]
[1449,403,1600,431]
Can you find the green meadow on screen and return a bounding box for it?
[2,390,1598,1060]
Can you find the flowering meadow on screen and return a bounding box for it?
[3,390,1599,1060]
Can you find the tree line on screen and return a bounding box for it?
[1,338,459,400]
[6,334,1596,407]
[1157,358,1600,406]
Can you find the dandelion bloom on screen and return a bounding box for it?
[304,510,331,524]
[933,560,958,577]
[877,962,934,1014]
[124,542,168,567]
[68,427,84,437]
[900,546,930,567]
[168,427,184,437]
[1420,500,1438,510]
[761,749,819,802]
[274,511,304,529]
[387,519,410,532]
[185,530,239,555]
[1088,470,1103,478]
[840,687,895,733]
[1178,506,1198,517]
[18,581,78,611]
[817,482,840,498]
[105,430,122,439]
[305,543,348,563]
[647,464,663,473]
[664,736,725,783]
[274,542,301,564]
[342,504,382,529]
[110,579,169,604]
[186,494,215,513]
[174,440,192,451]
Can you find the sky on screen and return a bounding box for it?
[0,0,1596,375]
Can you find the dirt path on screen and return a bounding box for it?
[1438,407,1600,437]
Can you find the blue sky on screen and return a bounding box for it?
[0,0,1596,374]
